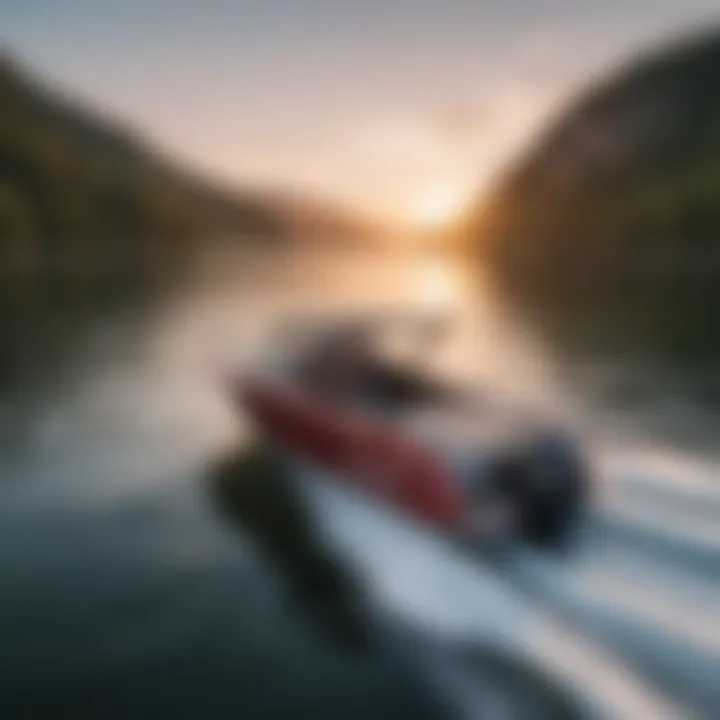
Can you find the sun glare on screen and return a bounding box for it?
[412,183,467,229]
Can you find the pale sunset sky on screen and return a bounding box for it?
[1,0,718,227]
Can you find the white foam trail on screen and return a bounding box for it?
[299,469,681,718]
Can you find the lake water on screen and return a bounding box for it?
[1,245,718,718]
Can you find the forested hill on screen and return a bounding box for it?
[0,53,315,276]
[473,30,720,361]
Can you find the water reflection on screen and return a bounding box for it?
[0,247,503,719]
[0,246,713,718]
[208,444,374,654]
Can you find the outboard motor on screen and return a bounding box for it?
[519,429,588,548]
[480,429,588,550]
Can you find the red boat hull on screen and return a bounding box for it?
[235,377,467,528]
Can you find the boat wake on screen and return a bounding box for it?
[300,452,720,719]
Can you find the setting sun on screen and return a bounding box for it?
[411,183,468,229]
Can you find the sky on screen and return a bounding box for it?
[1,0,719,227]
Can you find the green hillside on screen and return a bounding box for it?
[0,53,289,279]
[474,30,720,361]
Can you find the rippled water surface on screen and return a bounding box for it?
[1,246,718,719]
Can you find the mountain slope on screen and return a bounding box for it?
[474,29,720,361]
[0,52,296,270]
[0,53,285,276]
